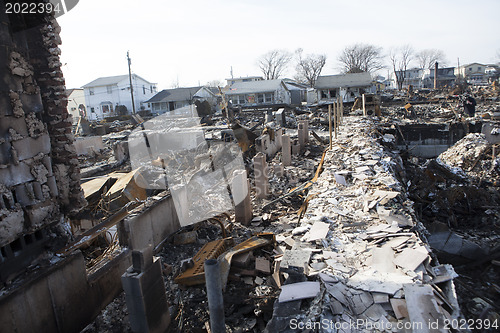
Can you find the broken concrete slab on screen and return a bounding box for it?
[403,284,448,332]
[278,281,320,303]
[301,221,329,242]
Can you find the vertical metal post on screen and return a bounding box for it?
[205,259,225,333]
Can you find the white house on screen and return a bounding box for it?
[66,88,86,124]
[146,86,217,114]
[315,72,373,103]
[82,74,157,120]
[225,79,292,107]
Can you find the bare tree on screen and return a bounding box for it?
[338,43,385,74]
[295,48,327,87]
[257,50,292,80]
[389,45,414,90]
[416,49,447,69]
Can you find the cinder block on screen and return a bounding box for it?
[42,155,53,176]
[20,93,43,113]
[14,183,37,206]
[0,162,35,187]
[0,116,28,138]
[122,258,170,333]
[46,175,58,197]
[32,181,43,200]
[0,92,13,117]
[0,141,11,165]
[11,134,51,160]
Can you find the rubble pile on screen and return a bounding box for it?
[402,131,500,322]
[264,117,460,332]
[438,133,491,172]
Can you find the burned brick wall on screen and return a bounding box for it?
[0,1,85,281]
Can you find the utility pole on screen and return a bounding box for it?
[127,51,136,114]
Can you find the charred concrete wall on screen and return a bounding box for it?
[389,122,481,158]
[0,1,85,280]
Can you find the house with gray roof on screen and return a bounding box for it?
[225,79,296,108]
[145,86,217,114]
[82,74,157,120]
[315,72,373,104]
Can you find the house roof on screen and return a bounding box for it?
[462,63,486,67]
[82,74,153,88]
[225,79,286,95]
[225,76,264,81]
[315,72,372,89]
[66,88,83,96]
[145,87,205,103]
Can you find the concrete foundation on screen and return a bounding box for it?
[391,122,472,158]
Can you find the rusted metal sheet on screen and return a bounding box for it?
[175,238,234,286]
[219,232,275,289]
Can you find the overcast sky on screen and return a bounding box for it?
[58,0,500,90]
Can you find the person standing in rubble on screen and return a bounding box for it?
[463,94,477,117]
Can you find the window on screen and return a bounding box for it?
[106,85,112,94]
[89,88,94,95]
[257,94,264,103]
[265,93,274,103]
[478,67,481,71]
[150,86,153,93]
[91,107,95,113]
[143,86,146,94]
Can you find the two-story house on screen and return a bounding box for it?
[82,74,157,120]
[315,72,373,103]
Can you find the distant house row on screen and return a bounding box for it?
[69,72,378,122]
[392,62,499,89]
[68,63,499,121]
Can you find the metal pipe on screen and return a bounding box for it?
[204,259,225,333]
